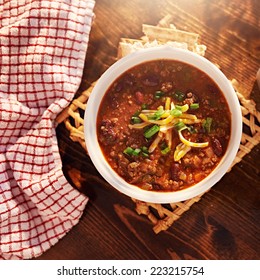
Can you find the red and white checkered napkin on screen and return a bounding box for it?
[0,0,95,259]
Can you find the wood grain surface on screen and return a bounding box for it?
[37,0,260,260]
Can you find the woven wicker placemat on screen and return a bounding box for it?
[56,17,260,234]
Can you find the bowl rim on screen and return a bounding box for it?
[84,46,242,203]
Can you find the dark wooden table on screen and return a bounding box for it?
[37,0,260,260]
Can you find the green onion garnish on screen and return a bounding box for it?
[131,116,142,124]
[170,108,182,117]
[174,104,189,112]
[190,103,200,110]
[149,107,165,120]
[187,125,198,134]
[141,146,149,157]
[173,90,185,101]
[174,121,186,132]
[144,125,160,138]
[123,147,134,155]
[123,147,142,156]
[132,148,141,156]
[161,146,171,155]
[202,117,213,133]
[175,105,183,110]
[154,90,165,99]
[160,141,168,150]
[131,110,142,124]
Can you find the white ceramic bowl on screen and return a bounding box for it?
[84,46,242,203]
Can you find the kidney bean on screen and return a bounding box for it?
[135,91,144,104]
[152,183,164,190]
[142,74,159,86]
[115,81,123,92]
[170,163,181,181]
[212,137,223,156]
[124,73,135,86]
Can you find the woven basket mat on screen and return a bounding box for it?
[56,18,260,234]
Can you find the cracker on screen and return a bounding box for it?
[117,19,206,59]
[142,24,199,47]
[118,39,189,58]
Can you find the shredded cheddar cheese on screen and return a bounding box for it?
[128,97,209,161]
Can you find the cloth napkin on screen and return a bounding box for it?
[0,0,95,260]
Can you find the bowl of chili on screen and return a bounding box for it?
[84,46,242,203]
